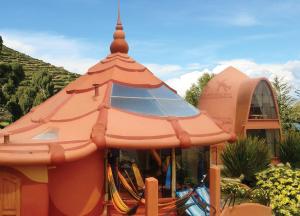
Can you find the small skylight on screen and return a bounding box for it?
[111,83,199,117]
[32,128,59,140]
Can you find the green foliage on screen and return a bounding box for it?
[272,76,298,130]
[6,96,22,121]
[16,87,36,114]
[2,79,16,99]
[255,164,300,216]
[31,70,54,100]
[221,137,271,185]
[279,131,300,168]
[185,73,214,107]
[0,63,24,86]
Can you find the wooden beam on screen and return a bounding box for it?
[171,148,176,198]
[145,177,158,216]
[210,165,221,216]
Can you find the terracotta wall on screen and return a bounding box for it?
[21,182,49,216]
[0,167,49,216]
[48,151,105,216]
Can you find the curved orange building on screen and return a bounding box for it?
[0,8,231,216]
[199,66,282,164]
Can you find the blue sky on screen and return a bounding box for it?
[1,0,300,95]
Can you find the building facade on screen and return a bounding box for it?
[199,67,282,164]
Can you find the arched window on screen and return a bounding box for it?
[249,81,277,119]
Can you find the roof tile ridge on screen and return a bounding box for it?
[50,108,99,122]
[31,93,74,123]
[101,56,135,64]
[88,64,146,75]
[167,117,191,148]
[107,52,129,59]
[91,82,112,149]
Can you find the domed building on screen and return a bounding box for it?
[0,7,231,216]
[199,67,282,164]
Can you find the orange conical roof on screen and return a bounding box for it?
[0,6,231,165]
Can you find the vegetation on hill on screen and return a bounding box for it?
[0,36,79,127]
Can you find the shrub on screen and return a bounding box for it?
[221,137,271,185]
[255,164,300,216]
[279,131,300,168]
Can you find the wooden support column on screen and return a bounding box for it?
[145,177,158,216]
[210,165,221,216]
[102,150,108,216]
[171,148,176,198]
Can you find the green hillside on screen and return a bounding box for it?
[0,45,79,92]
[0,36,79,127]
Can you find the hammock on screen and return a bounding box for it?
[107,165,141,215]
[117,168,192,209]
[131,163,145,190]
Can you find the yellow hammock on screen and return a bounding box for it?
[116,168,193,209]
[107,165,140,215]
[131,163,145,190]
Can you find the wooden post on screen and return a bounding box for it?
[145,177,158,216]
[103,150,108,216]
[210,165,221,216]
[171,148,176,198]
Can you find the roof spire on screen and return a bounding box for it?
[110,0,129,54]
[117,0,121,26]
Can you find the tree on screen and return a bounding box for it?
[185,73,214,107]
[10,63,25,85]
[6,96,22,121]
[2,79,16,99]
[31,71,54,102]
[16,87,36,114]
[272,76,298,130]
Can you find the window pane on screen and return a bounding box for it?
[112,83,152,98]
[149,86,181,99]
[111,83,200,117]
[177,147,210,187]
[111,97,164,116]
[32,128,59,140]
[157,99,199,117]
[249,81,277,119]
[246,129,280,157]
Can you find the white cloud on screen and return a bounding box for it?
[166,70,209,96]
[1,30,101,74]
[144,63,183,79]
[230,13,259,27]
[165,59,300,97]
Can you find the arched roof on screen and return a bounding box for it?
[0,11,231,165]
[199,66,280,135]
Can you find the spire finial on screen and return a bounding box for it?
[117,0,121,25]
[110,0,129,54]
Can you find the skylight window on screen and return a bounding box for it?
[111,83,199,117]
[32,128,59,140]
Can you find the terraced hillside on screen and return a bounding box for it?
[0,42,80,127]
[0,45,79,92]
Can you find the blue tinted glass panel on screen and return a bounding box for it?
[157,99,199,117]
[111,83,200,117]
[111,97,164,116]
[149,86,181,99]
[112,83,152,97]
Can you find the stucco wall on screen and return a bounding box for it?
[48,150,105,216]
